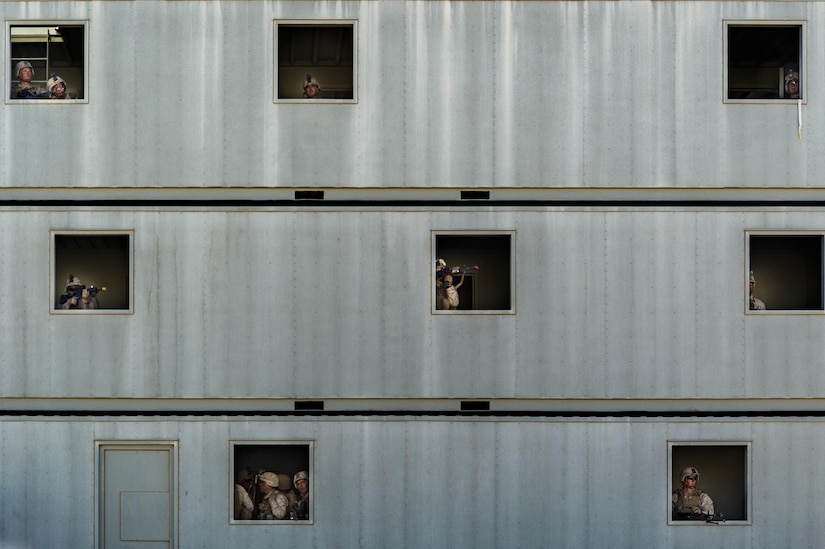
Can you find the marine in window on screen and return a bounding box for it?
[8,23,86,102]
[726,23,803,101]
[275,21,356,102]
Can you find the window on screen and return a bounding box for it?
[433,232,514,313]
[231,442,313,523]
[51,231,132,313]
[274,20,356,102]
[669,442,750,525]
[8,21,87,102]
[726,21,804,101]
[746,232,823,312]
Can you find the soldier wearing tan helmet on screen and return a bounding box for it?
[749,271,766,310]
[60,275,99,310]
[290,470,310,520]
[233,467,255,520]
[672,466,715,519]
[256,471,289,520]
[303,74,321,99]
[10,60,48,99]
[47,73,73,99]
[785,69,800,99]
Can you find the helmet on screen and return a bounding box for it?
[47,73,66,93]
[680,466,699,482]
[277,473,292,491]
[236,467,252,482]
[785,69,800,85]
[15,60,33,78]
[65,275,82,290]
[293,470,309,486]
[258,471,279,488]
[303,74,321,92]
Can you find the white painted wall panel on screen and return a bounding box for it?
[1,417,824,548]
[2,207,824,400]
[0,1,823,188]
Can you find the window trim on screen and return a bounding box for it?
[50,230,134,315]
[229,440,315,525]
[724,19,806,105]
[668,440,752,526]
[273,19,358,104]
[745,230,824,315]
[6,20,89,105]
[432,230,516,315]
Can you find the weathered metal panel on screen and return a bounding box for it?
[0,1,823,188]
[2,207,824,400]
[1,417,824,548]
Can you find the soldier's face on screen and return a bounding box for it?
[19,67,32,82]
[683,476,697,487]
[305,84,319,98]
[296,478,308,494]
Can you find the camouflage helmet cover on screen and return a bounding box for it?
[258,471,279,488]
[680,466,699,483]
[47,73,66,93]
[293,470,309,486]
[15,60,33,78]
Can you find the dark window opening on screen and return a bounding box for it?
[54,233,130,311]
[277,23,355,100]
[232,443,312,523]
[749,234,823,311]
[9,24,85,101]
[727,24,802,100]
[671,445,748,523]
[435,233,512,312]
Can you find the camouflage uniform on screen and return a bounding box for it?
[256,472,289,519]
[672,489,714,517]
[258,491,289,519]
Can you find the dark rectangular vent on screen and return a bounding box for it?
[460,191,490,200]
[294,191,325,200]
[294,400,325,411]
[460,400,490,411]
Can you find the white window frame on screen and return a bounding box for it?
[745,230,824,315]
[432,230,516,315]
[50,230,134,315]
[229,440,315,525]
[6,20,89,104]
[724,19,806,104]
[668,440,752,526]
[273,19,358,104]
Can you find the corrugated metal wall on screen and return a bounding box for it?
[1,0,822,189]
[2,0,825,547]
[1,416,823,548]
[1,207,823,400]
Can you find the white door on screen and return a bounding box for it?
[97,443,177,549]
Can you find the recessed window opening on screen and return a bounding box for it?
[748,233,823,311]
[52,232,131,312]
[670,443,749,525]
[434,233,514,313]
[726,22,803,101]
[275,21,356,102]
[231,442,313,524]
[8,22,86,102]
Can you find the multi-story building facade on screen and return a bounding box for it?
[2,0,824,547]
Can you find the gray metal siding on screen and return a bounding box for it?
[0,1,822,189]
[2,207,823,400]
[0,416,822,548]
